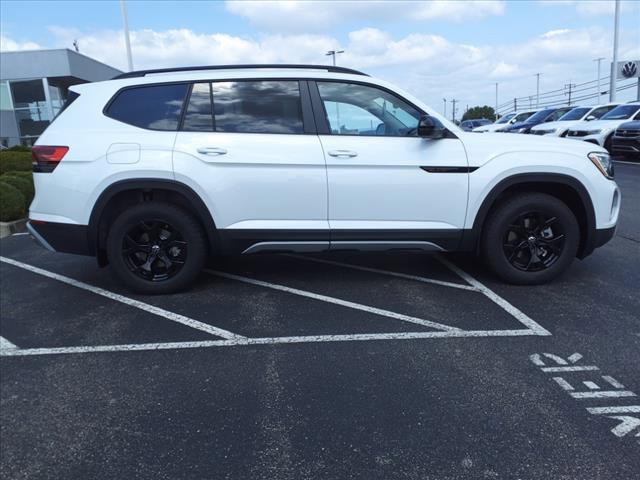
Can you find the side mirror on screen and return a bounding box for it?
[418,115,446,139]
[585,115,596,121]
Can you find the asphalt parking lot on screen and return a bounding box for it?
[1,161,639,480]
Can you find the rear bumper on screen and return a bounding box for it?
[27,221,91,256]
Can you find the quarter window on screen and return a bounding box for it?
[316,82,421,136]
[212,81,303,134]
[106,83,189,131]
[182,83,213,132]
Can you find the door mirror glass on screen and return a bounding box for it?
[418,115,446,139]
[585,115,596,121]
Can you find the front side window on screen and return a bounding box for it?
[212,81,303,134]
[106,83,189,131]
[317,81,421,136]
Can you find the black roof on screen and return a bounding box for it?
[112,64,368,79]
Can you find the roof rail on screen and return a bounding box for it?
[112,64,368,79]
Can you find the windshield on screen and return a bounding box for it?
[525,109,555,123]
[558,107,590,121]
[496,113,515,124]
[601,104,640,120]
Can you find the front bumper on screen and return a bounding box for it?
[27,221,91,256]
[611,135,640,158]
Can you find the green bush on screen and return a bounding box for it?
[6,145,31,152]
[3,171,33,184]
[0,181,26,222]
[1,175,34,205]
[0,151,32,174]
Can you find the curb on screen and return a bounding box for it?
[0,218,28,239]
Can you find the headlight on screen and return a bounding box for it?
[585,129,602,135]
[538,129,556,135]
[588,152,614,179]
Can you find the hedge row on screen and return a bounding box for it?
[0,151,32,175]
[0,170,34,222]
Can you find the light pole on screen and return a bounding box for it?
[609,0,620,101]
[594,57,604,102]
[120,0,134,71]
[326,50,344,66]
[443,98,447,117]
[534,73,541,108]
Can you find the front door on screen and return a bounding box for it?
[312,80,469,250]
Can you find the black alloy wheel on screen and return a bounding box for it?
[123,220,188,282]
[502,211,565,272]
[481,193,579,285]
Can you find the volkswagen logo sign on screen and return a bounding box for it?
[621,61,638,78]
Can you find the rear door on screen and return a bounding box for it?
[310,80,469,251]
[173,79,329,252]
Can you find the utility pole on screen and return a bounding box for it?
[610,0,620,101]
[565,83,576,106]
[514,98,517,112]
[120,0,134,71]
[495,83,498,120]
[594,57,604,102]
[451,99,458,123]
[443,98,447,117]
[534,73,541,108]
[325,50,344,66]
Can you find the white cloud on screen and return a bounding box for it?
[225,0,505,31]
[0,35,41,51]
[2,23,638,113]
[538,0,640,17]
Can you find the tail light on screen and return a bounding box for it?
[32,146,69,173]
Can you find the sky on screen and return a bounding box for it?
[1,0,639,116]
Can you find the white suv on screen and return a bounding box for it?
[28,65,620,293]
[530,103,619,137]
[566,102,640,152]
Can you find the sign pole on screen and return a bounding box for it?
[609,0,620,101]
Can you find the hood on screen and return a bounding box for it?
[472,123,506,132]
[458,130,606,167]
[566,119,627,132]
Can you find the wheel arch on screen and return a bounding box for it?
[465,173,597,259]
[88,179,218,265]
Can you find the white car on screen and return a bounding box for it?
[566,103,640,152]
[530,103,620,137]
[28,64,620,293]
[473,110,536,132]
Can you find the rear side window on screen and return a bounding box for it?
[106,83,189,130]
[212,81,303,134]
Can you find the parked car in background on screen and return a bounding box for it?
[611,120,640,160]
[501,106,573,134]
[473,110,536,132]
[530,103,619,137]
[460,118,492,131]
[566,103,640,152]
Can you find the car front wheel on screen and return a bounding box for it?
[482,193,580,285]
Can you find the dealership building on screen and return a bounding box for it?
[0,49,121,147]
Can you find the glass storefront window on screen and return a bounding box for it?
[10,79,47,110]
[0,81,12,111]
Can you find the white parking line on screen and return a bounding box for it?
[205,269,461,332]
[0,256,245,340]
[287,255,477,291]
[0,336,17,349]
[436,256,551,336]
[0,328,540,356]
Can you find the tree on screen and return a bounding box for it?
[461,105,496,122]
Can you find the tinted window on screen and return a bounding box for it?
[106,84,188,130]
[549,107,573,121]
[558,107,590,121]
[317,82,421,136]
[601,104,640,120]
[182,83,213,132]
[212,81,303,134]
[588,105,616,119]
[526,109,556,123]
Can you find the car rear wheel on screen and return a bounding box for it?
[482,193,579,285]
[107,202,207,294]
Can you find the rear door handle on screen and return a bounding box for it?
[327,150,358,158]
[197,147,227,156]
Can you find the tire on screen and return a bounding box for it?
[481,193,579,285]
[106,202,207,294]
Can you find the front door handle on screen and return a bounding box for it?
[197,147,227,156]
[327,150,358,158]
